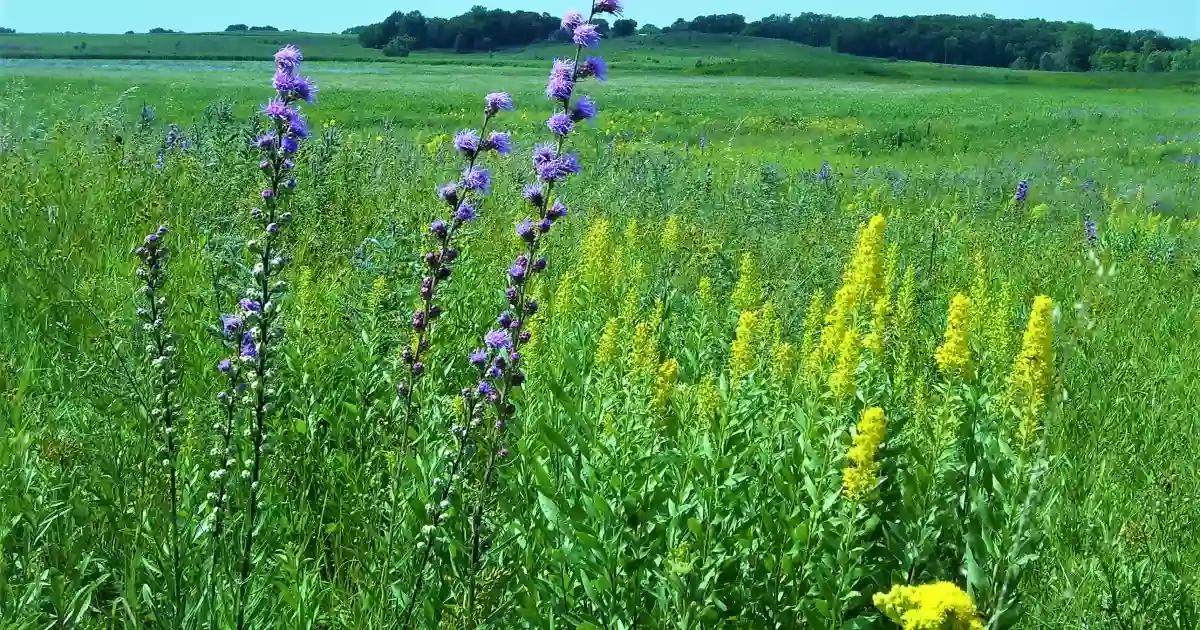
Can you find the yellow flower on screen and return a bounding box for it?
[694,374,720,427]
[843,407,886,501]
[698,277,715,310]
[660,215,683,254]
[730,310,761,382]
[366,276,388,313]
[801,290,826,380]
[1010,296,1054,445]
[652,359,678,415]
[553,273,575,324]
[815,215,887,368]
[629,321,659,379]
[873,582,985,630]
[771,341,796,383]
[759,300,781,350]
[984,281,1014,370]
[934,294,972,377]
[828,328,861,400]
[596,317,620,368]
[730,252,762,312]
[581,218,613,291]
[863,294,889,356]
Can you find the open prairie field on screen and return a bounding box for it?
[0,41,1198,629]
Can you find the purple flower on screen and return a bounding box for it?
[536,152,582,183]
[484,92,514,116]
[562,10,585,30]
[438,183,459,206]
[573,24,602,48]
[532,143,557,169]
[275,45,303,73]
[470,348,488,368]
[547,112,574,137]
[516,218,536,242]
[581,56,608,81]
[455,200,478,223]
[288,112,309,138]
[546,59,575,101]
[1084,214,1098,246]
[509,259,528,284]
[571,96,597,122]
[498,311,515,328]
[523,183,545,207]
[548,200,568,219]
[218,359,233,373]
[485,131,512,155]
[461,166,491,193]
[263,99,291,120]
[281,136,299,154]
[818,161,832,181]
[455,129,481,155]
[1015,179,1030,203]
[255,133,276,150]
[220,314,243,338]
[532,257,547,272]
[506,287,519,304]
[538,218,553,233]
[594,0,623,15]
[240,332,257,359]
[291,76,317,103]
[412,310,427,332]
[430,218,448,237]
[478,380,497,398]
[485,329,512,349]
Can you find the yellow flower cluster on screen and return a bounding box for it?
[596,317,620,368]
[698,277,715,310]
[771,342,796,382]
[812,215,887,372]
[366,276,388,314]
[801,290,826,381]
[730,310,761,382]
[828,329,861,400]
[865,245,899,356]
[693,374,720,427]
[581,218,613,291]
[731,252,763,312]
[873,582,985,630]
[843,407,886,501]
[660,215,683,254]
[652,359,678,415]
[1010,296,1054,445]
[934,294,972,377]
[553,273,576,324]
[630,321,659,379]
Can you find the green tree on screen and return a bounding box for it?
[225,24,249,32]
[613,18,637,37]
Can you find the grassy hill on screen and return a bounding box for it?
[1,30,1196,89]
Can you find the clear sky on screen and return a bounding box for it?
[1,0,1196,38]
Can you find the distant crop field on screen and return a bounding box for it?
[1,36,1198,630]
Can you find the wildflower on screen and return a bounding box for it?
[454,201,478,223]
[801,290,826,380]
[580,56,608,81]
[485,131,512,155]
[873,582,985,630]
[461,166,491,193]
[730,310,760,382]
[660,215,682,253]
[1011,296,1054,445]
[652,359,678,415]
[573,23,602,48]
[547,112,574,137]
[815,215,886,368]
[454,129,481,156]
[1015,179,1030,203]
[596,317,620,367]
[580,218,613,290]
[262,99,291,120]
[595,0,623,15]
[771,342,796,383]
[561,10,585,30]
[842,407,886,501]
[1084,214,1098,247]
[697,277,715,310]
[485,329,512,350]
[863,295,889,356]
[828,328,860,400]
[546,58,575,101]
[571,96,598,123]
[694,374,720,427]
[984,280,1014,371]
[484,92,514,116]
[817,160,832,181]
[730,252,762,312]
[274,44,302,73]
[629,321,658,379]
[934,294,972,377]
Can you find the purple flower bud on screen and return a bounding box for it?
[533,257,547,272]
[283,178,296,189]
[523,183,545,207]
[478,380,497,398]
[281,136,299,153]
[267,223,280,234]
[240,299,262,313]
[430,218,448,237]
[549,200,568,220]
[438,183,459,206]
[255,133,276,150]
[594,0,623,14]
[485,131,512,155]
[509,319,522,330]
[429,305,442,320]
[571,96,597,123]
[275,45,303,73]
[218,359,233,373]
[240,332,257,359]
[519,331,532,343]
[145,233,159,245]
[260,159,271,172]
[412,310,427,332]
[157,225,169,235]
[454,201,477,223]
[506,287,519,304]
[251,207,263,219]
[262,189,275,200]
[538,218,553,233]
[498,446,510,458]
[581,56,608,81]
[420,276,435,299]
[262,99,291,119]
[498,311,514,328]
[494,419,506,431]
[412,362,425,377]
[436,266,452,280]
[402,347,414,364]
[486,365,503,379]
[547,112,574,137]
[525,300,539,315]
[444,249,459,262]
[470,349,488,368]
[455,129,481,156]
[546,59,575,101]
[573,24,602,48]
[220,314,243,338]
[516,218,536,242]
[484,92,514,116]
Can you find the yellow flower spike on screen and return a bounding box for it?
[873,582,985,630]
[1011,296,1054,446]
[801,290,826,380]
[828,328,861,400]
[984,280,1015,370]
[759,301,781,349]
[366,276,388,313]
[553,273,575,324]
[842,407,886,501]
[730,252,763,312]
[934,294,972,377]
[629,321,659,380]
[694,375,720,428]
[581,218,614,291]
[660,215,682,254]
[729,310,761,383]
[596,317,620,368]
[698,277,715,310]
[770,342,797,383]
[652,359,679,416]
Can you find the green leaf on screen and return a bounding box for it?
[538,492,561,530]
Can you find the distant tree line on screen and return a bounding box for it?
[0,27,15,35]
[225,24,280,32]
[349,6,1199,71]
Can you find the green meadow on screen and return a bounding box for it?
[0,38,1198,629]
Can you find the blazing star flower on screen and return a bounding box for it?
[523,183,545,207]
[571,96,597,122]
[573,24,602,48]
[275,44,303,73]
[263,99,291,120]
[516,218,536,242]
[580,56,608,81]
[485,131,512,155]
[484,92,514,116]
[594,0,623,15]
[461,166,491,193]
[485,329,512,349]
[546,59,575,101]
[455,129,482,155]
[454,200,478,223]
[562,9,585,30]
[547,112,574,137]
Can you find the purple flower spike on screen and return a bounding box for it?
[546,59,575,101]
[485,329,512,349]
[547,112,574,137]
[486,131,512,155]
[281,136,299,153]
[461,166,492,193]
[562,10,585,30]
[581,56,608,81]
[455,200,478,223]
[573,24,602,48]
[288,112,309,138]
[484,92,514,116]
[455,129,481,156]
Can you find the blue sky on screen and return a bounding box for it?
[1,0,1196,38]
